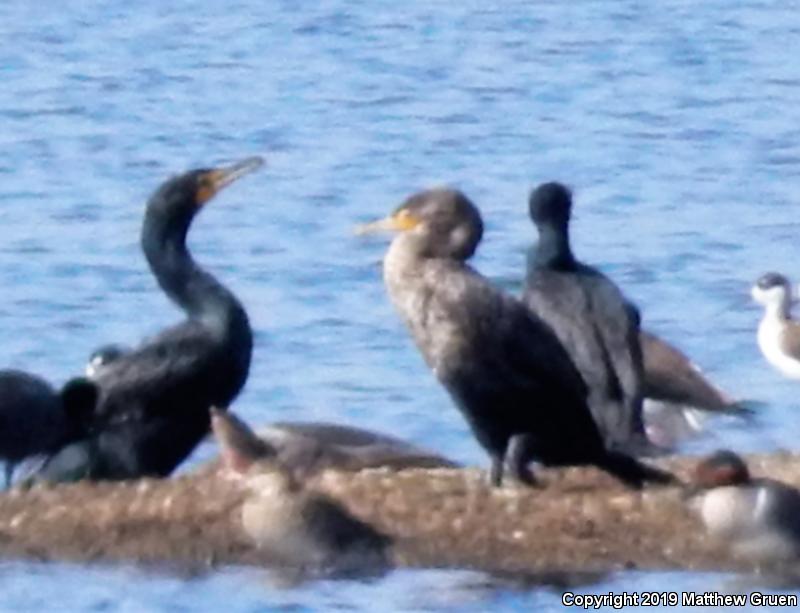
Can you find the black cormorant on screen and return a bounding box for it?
[357,188,672,488]
[524,182,651,455]
[39,156,263,482]
[0,370,96,486]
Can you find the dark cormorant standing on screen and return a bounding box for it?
[0,370,97,486]
[357,188,672,488]
[39,157,263,482]
[524,182,651,455]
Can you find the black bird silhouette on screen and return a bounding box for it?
[0,370,96,486]
[524,182,652,455]
[38,157,263,482]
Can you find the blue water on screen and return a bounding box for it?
[1,0,800,610]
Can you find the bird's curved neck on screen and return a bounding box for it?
[142,213,245,332]
[763,299,791,322]
[532,223,576,270]
[384,235,424,290]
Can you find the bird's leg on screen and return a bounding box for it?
[489,453,505,487]
[4,462,14,489]
[507,434,538,487]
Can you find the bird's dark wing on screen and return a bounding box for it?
[455,270,593,417]
[490,292,610,462]
[524,266,647,449]
[640,330,735,411]
[429,263,586,397]
[496,294,589,399]
[92,320,218,421]
[303,495,392,556]
[523,272,608,387]
[582,271,648,447]
[762,481,800,545]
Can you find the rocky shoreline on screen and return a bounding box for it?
[2,453,798,577]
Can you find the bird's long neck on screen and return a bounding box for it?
[763,298,790,323]
[382,235,444,339]
[142,211,247,335]
[531,222,576,270]
[383,235,425,308]
[382,234,474,375]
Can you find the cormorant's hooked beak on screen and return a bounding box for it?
[354,209,421,235]
[198,156,265,205]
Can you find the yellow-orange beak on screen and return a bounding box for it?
[197,156,265,205]
[354,208,421,235]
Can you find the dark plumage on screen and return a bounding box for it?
[641,330,736,412]
[640,331,753,448]
[0,370,97,487]
[85,344,130,379]
[358,188,672,488]
[524,182,650,455]
[38,157,263,482]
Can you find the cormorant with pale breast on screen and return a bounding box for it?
[357,188,672,488]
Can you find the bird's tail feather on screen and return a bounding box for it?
[596,451,677,489]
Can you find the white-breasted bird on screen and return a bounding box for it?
[752,272,800,379]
